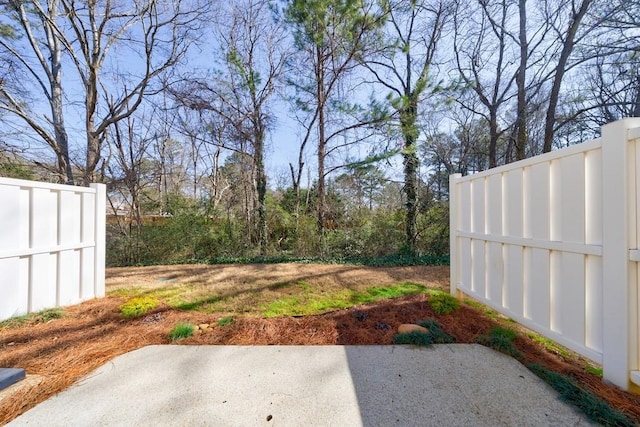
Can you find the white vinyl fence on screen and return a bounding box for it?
[450,118,640,392]
[0,177,105,321]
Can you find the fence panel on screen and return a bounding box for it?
[0,178,105,321]
[451,119,640,392]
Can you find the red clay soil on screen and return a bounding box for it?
[2,291,640,424]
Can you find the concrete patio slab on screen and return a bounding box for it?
[9,344,595,426]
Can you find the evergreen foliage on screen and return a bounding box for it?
[393,318,456,346]
[527,364,635,427]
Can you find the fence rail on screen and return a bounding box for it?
[450,118,640,393]
[0,178,105,321]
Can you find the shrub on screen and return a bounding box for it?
[168,322,195,341]
[428,293,460,315]
[416,202,449,256]
[217,317,234,327]
[527,364,635,427]
[120,296,159,318]
[475,327,521,359]
[0,308,64,329]
[35,308,65,323]
[394,319,456,346]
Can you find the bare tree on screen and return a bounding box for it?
[172,0,288,254]
[0,0,73,182]
[453,0,519,168]
[541,0,594,152]
[104,106,157,264]
[568,0,639,128]
[217,0,288,253]
[0,0,206,185]
[514,0,527,160]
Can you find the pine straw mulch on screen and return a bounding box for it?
[2,293,640,424]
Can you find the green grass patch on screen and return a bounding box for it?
[297,281,311,292]
[168,322,195,341]
[428,293,460,314]
[217,317,234,327]
[393,319,456,346]
[110,285,195,305]
[463,299,516,324]
[0,308,65,329]
[262,282,428,317]
[133,281,295,314]
[585,364,603,377]
[525,332,570,358]
[475,327,522,359]
[119,296,159,318]
[173,295,223,311]
[108,287,144,297]
[112,285,202,312]
[527,363,635,426]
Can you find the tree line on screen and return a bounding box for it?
[0,0,638,264]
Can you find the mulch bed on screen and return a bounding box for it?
[1,294,640,424]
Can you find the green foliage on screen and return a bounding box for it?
[475,327,521,359]
[217,317,235,327]
[106,191,452,267]
[428,293,460,315]
[585,364,603,377]
[527,364,635,427]
[0,22,18,39]
[393,331,432,346]
[263,282,428,317]
[119,296,159,318]
[108,210,256,266]
[292,215,323,257]
[0,161,36,180]
[0,308,64,329]
[168,322,195,341]
[393,319,456,346]
[286,0,384,49]
[463,299,515,324]
[525,332,570,358]
[107,251,450,269]
[416,202,449,256]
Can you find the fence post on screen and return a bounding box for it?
[91,183,106,298]
[450,173,462,299]
[601,119,640,392]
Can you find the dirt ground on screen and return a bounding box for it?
[1,263,640,424]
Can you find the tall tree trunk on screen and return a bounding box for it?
[543,0,591,153]
[316,45,327,236]
[45,1,74,185]
[83,64,100,185]
[632,76,640,117]
[515,0,527,161]
[489,108,499,168]
[51,85,73,184]
[402,101,418,254]
[255,129,268,255]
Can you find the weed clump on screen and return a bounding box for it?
[0,308,65,329]
[476,328,634,425]
[527,364,635,427]
[475,327,522,359]
[168,322,195,341]
[428,293,460,315]
[394,319,455,346]
[217,317,234,327]
[120,296,159,318]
